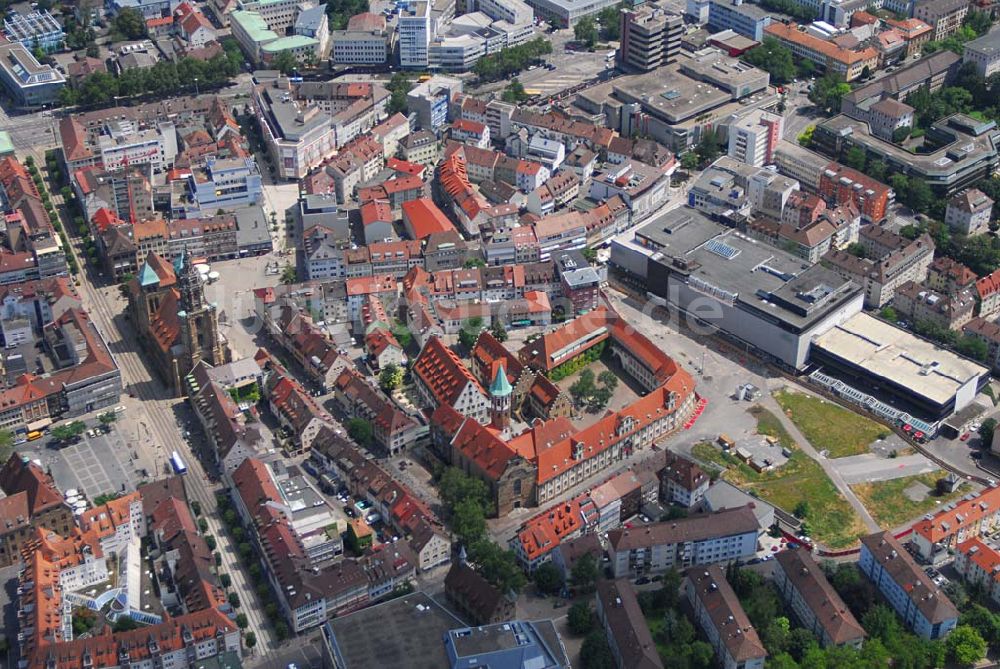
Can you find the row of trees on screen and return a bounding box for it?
[437,467,527,594]
[549,341,606,381]
[741,37,815,85]
[215,492,285,642]
[58,40,244,108]
[386,72,416,115]
[473,38,553,83]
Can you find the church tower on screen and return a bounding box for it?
[176,249,224,385]
[489,364,512,431]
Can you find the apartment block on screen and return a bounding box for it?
[606,505,759,578]
[859,531,958,639]
[685,566,767,669]
[618,4,683,72]
[773,549,865,648]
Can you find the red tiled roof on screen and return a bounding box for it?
[913,486,1000,545]
[412,336,484,406]
[402,198,455,240]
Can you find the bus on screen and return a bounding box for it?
[170,451,188,475]
[26,430,42,441]
[523,88,542,97]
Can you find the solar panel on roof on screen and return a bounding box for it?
[706,239,740,260]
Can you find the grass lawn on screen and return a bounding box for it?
[774,389,889,459]
[690,407,866,549]
[851,471,970,529]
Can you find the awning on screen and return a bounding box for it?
[27,417,52,431]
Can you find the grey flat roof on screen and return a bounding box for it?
[639,207,861,330]
[326,592,463,668]
[709,0,771,20]
[612,62,730,124]
[818,113,998,178]
[813,312,988,406]
[965,29,1000,57]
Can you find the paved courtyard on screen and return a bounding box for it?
[833,452,939,485]
[19,423,139,500]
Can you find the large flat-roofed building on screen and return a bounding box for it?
[522,0,618,27]
[610,207,864,370]
[0,40,65,108]
[811,312,989,421]
[773,140,833,191]
[618,4,683,72]
[579,50,771,152]
[773,549,865,648]
[443,621,571,668]
[3,10,64,51]
[813,113,1000,196]
[321,592,462,668]
[859,531,959,640]
[331,13,393,64]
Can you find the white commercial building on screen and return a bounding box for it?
[474,0,534,25]
[727,109,784,167]
[400,1,432,68]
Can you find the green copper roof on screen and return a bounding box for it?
[139,260,159,287]
[490,364,512,397]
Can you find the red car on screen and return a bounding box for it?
[961,432,971,442]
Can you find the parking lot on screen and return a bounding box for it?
[19,421,141,501]
[301,459,404,547]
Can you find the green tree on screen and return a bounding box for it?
[220,573,232,588]
[458,317,485,348]
[228,592,240,609]
[793,500,809,519]
[844,146,867,171]
[905,178,934,213]
[280,265,297,284]
[581,630,614,669]
[568,601,594,635]
[205,535,217,551]
[947,625,987,667]
[453,498,487,545]
[879,306,898,322]
[570,368,596,403]
[571,552,599,592]
[198,517,209,533]
[469,539,527,593]
[347,418,373,447]
[965,9,993,36]
[112,8,147,40]
[696,127,722,164]
[245,631,257,649]
[490,319,508,342]
[532,562,563,595]
[597,5,622,41]
[979,417,997,445]
[379,363,404,392]
[386,72,414,115]
[846,242,867,258]
[797,125,815,148]
[960,604,1000,647]
[235,613,248,629]
[574,17,598,48]
[741,37,796,84]
[809,73,851,112]
[681,151,700,171]
[463,257,486,268]
[438,467,490,512]
[867,159,887,183]
[893,125,912,144]
[98,411,117,426]
[113,617,140,632]
[501,78,529,103]
[271,50,299,75]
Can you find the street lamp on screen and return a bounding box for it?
[194,78,199,96]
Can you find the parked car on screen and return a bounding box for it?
[634,577,651,585]
[343,505,357,518]
[961,432,971,442]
